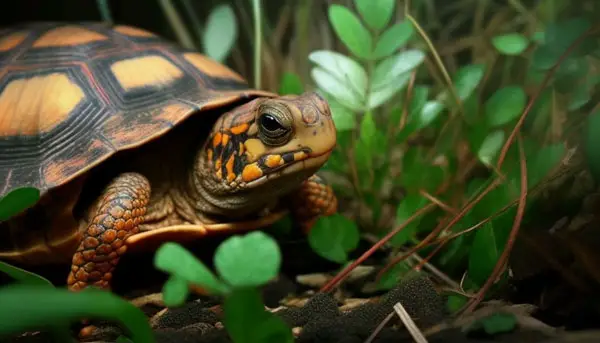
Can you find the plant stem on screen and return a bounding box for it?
[251,0,263,89]
[96,0,113,24]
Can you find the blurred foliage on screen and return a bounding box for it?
[0,0,600,339]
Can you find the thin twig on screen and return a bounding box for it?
[394,302,428,343]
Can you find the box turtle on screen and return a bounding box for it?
[0,22,338,292]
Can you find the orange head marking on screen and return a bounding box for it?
[198,92,336,200]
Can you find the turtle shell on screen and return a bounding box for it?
[0,22,275,203]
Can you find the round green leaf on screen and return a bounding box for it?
[491,33,529,55]
[162,275,189,307]
[372,21,414,59]
[154,242,228,294]
[354,0,395,31]
[202,4,237,63]
[308,214,359,264]
[214,231,281,288]
[309,50,368,100]
[0,187,40,221]
[452,64,485,100]
[278,72,304,95]
[328,5,373,59]
[484,86,526,127]
[477,130,505,166]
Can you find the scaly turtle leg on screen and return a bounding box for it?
[67,172,150,291]
[287,174,337,233]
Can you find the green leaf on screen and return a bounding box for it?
[0,187,40,221]
[484,86,526,127]
[323,95,356,131]
[527,143,565,188]
[376,261,412,290]
[469,313,517,335]
[328,5,373,59]
[154,242,229,295]
[312,67,363,111]
[491,33,529,55]
[223,288,293,343]
[586,109,600,183]
[372,50,425,89]
[308,214,360,264]
[0,261,53,287]
[309,50,368,101]
[354,0,395,31]
[0,285,154,343]
[368,73,411,109]
[278,72,304,95]
[214,231,281,288]
[252,313,294,343]
[390,193,428,247]
[162,275,189,307]
[468,222,500,287]
[372,21,414,59]
[451,64,485,100]
[447,294,468,313]
[202,4,237,62]
[415,101,443,130]
[477,130,505,166]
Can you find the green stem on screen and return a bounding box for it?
[251,0,263,89]
[96,0,113,24]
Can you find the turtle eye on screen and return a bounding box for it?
[258,111,291,145]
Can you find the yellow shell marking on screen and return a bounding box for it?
[0,31,26,51]
[183,53,245,82]
[110,55,184,91]
[0,73,85,135]
[33,26,107,47]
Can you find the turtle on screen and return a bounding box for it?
[0,22,338,293]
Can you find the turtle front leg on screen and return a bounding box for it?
[287,174,337,233]
[67,172,150,291]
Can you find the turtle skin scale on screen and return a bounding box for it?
[0,22,338,293]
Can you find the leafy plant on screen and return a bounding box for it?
[154,231,293,343]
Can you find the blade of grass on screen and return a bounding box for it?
[250,0,263,89]
[0,261,53,287]
[96,0,113,24]
[0,285,154,343]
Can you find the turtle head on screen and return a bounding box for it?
[194,91,336,216]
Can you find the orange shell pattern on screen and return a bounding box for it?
[0,22,273,199]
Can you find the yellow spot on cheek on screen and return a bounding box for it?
[212,132,222,147]
[206,149,213,162]
[294,151,308,161]
[238,143,245,155]
[230,123,249,135]
[226,155,236,182]
[214,159,222,171]
[242,163,263,182]
[265,155,283,168]
[243,139,265,162]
